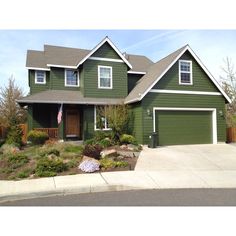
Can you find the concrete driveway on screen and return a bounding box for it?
[135,144,236,188]
[135,144,236,171]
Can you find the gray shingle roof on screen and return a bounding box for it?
[26,50,48,69]
[124,45,188,103]
[17,90,124,105]
[125,54,153,72]
[26,45,153,72]
[44,45,90,67]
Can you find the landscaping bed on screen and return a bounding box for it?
[0,140,140,180]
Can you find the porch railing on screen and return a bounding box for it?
[34,128,59,139]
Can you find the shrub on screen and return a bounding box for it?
[0,144,19,155]
[100,158,116,169]
[94,131,112,141]
[84,138,95,145]
[17,168,32,179]
[7,153,29,169]
[98,138,112,148]
[40,148,60,157]
[82,144,103,160]
[66,158,78,168]
[100,158,129,169]
[35,157,68,177]
[120,134,137,145]
[27,130,49,145]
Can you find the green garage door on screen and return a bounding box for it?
[155,110,212,146]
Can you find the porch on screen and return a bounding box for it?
[28,103,84,140]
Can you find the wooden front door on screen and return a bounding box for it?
[66,110,80,138]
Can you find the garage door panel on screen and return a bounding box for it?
[156,111,212,145]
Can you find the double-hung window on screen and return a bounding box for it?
[35,70,46,84]
[98,66,112,89]
[94,106,111,130]
[65,69,79,87]
[179,60,192,85]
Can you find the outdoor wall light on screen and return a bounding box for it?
[147,109,151,116]
[218,110,224,117]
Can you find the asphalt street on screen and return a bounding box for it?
[1,188,236,206]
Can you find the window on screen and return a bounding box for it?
[179,60,192,85]
[94,106,111,130]
[65,69,79,87]
[35,70,46,84]
[98,66,112,89]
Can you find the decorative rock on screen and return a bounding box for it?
[100,149,117,158]
[82,156,100,165]
[78,160,100,173]
[115,155,124,161]
[127,144,137,151]
[120,144,127,150]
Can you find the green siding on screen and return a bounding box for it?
[128,74,143,93]
[129,103,143,144]
[141,93,226,144]
[153,51,219,92]
[91,42,121,59]
[50,68,80,91]
[83,60,128,98]
[83,105,95,140]
[156,111,212,145]
[29,70,50,94]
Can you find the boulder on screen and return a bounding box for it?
[120,144,127,150]
[127,144,137,151]
[100,149,117,158]
[82,156,100,165]
[79,156,100,173]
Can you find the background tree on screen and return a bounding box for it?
[0,76,26,127]
[220,57,236,127]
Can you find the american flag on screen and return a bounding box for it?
[57,104,63,124]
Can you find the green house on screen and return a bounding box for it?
[18,37,231,146]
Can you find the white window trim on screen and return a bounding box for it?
[179,60,193,85]
[64,69,80,87]
[152,107,217,144]
[35,70,46,84]
[94,106,112,131]
[98,65,113,89]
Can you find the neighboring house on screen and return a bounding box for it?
[18,36,231,146]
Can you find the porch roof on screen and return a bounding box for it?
[17,90,124,105]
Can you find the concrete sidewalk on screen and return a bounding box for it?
[1,170,236,203]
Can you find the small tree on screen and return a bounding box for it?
[220,58,236,127]
[0,76,26,127]
[97,104,129,142]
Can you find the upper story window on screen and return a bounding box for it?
[179,60,192,85]
[35,70,46,84]
[98,65,112,89]
[65,69,79,87]
[94,106,111,131]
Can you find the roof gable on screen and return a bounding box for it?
[76,37,132,69]
[125,45,231,104]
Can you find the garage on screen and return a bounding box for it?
[154,108,216,146]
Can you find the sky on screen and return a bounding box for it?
[0,29,236,94]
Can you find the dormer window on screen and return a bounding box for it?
[98,66,112,89]
[35,70,46,84]
[179,60,192,85]
[65,69,79,87]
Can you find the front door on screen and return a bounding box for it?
[66,110,80,138]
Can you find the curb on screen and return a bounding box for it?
[0,184,146,204]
